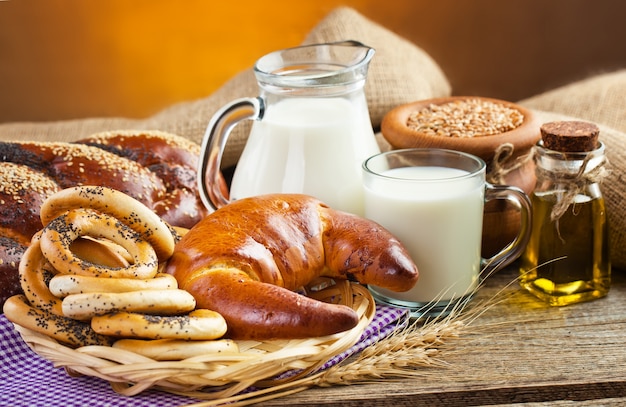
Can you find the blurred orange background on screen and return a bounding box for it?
[1,0,625,123]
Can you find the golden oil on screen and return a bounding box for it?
[519,121,611,306]
[519,191,610,306]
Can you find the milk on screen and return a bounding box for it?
[230,97,380,216]
[364,166,484,304]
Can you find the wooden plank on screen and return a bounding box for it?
[258,265,626,405]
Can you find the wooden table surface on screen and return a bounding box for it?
[256,264,626,406]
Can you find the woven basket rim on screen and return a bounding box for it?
[12,280,376,403]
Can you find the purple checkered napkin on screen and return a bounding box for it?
[320,304,409,370]
[0,314,196,407]
[0,305,407,407]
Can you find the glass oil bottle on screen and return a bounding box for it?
[519,121,610,306]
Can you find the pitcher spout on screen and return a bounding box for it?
[253,40,375,92]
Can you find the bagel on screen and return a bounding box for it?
[39,208,159,279]
[62,289,197,320]
[39,186,177,261]
[3,295,115,347]
[49,273,178,297]
[91,309,227,340]
[113,338,238,360]
[18,233,64,316]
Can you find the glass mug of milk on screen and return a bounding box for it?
[197,41,380,216]
[363,148,532,318]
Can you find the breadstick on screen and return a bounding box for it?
[49,273,178,297]
[62,289,196,320]
[3,295,114,347]
[113,337,238,360]
[91,309,227,340]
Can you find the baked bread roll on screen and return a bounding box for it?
[0,162,61,306]
[76,130,214,228]
[0,162,61,246]
[0,131,209,308]
[0,140,164,201]
[165,194,419,340]
[0,237,26,307]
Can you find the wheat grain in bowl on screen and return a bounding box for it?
[380,96,540,165]
[406,98,525,138]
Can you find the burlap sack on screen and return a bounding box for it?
[519,73,626,270]
[302,7,451,129]
[0,7,450,168]
[520,69,626,134]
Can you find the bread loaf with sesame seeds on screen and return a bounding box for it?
[0,162,61,246]
[0,237,26,307]
[0,163,61,306]
[0,131,212,308]
[75,130,217,228]
[0,140,169,215]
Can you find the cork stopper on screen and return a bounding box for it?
[540,121,600,152]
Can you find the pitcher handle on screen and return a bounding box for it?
[198,97,264,212]
[481,184,532,273]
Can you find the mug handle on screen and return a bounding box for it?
[197,97,264,212]
[481,184,532,273]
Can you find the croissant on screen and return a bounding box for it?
[164,194,419,340]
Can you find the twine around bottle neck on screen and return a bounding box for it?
[534,149,611,222]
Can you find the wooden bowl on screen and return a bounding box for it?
[381,96,540,165]
[381,96,542,257]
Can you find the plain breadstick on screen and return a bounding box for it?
[113,337,238,360]
[49,273,178,297]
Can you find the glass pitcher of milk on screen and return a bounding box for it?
[198,41,380,216]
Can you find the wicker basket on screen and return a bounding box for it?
[12,280,376,404]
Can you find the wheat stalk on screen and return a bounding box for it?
[182,257,565,406]
[182,318,476,407]
[182,306,490,407]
